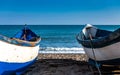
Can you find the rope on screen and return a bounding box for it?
[87,29,102,75]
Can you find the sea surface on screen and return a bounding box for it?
[0,25,120,53]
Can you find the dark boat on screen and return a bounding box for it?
[76,24,120,66]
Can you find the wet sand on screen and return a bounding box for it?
[23,53,94,75]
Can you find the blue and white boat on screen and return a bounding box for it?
[0,25,41,75]
[76,24,120,66]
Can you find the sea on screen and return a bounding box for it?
[0,25,120,54]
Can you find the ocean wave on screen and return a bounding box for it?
[40,47,83,51]
[39,47,85,54]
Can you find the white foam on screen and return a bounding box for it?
[39,47,85,54]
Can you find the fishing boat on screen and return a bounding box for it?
[76,24,120,66]
[0,25,41,75]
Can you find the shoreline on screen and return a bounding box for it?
[37,53,88,61]
[23,53,93,75]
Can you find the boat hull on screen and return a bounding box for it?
[0,40,39,75]
[76,24,120,65]
[0,58,36,75]
[84,39,120,61]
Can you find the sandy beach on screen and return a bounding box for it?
[22,53,120,75]
[23,53,94,75]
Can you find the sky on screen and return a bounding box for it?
[0,0,120,25]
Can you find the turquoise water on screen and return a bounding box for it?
[0,25,119,53]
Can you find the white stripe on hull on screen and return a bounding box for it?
[84,42,120,61]
[0,40,39,63]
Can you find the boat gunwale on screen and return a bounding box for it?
[76,28,120,48]
[0,34,41,47]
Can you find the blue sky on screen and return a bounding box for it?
[0,0,120,25]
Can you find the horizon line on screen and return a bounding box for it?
[0,24,120,25]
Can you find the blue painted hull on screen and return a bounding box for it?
[0,58,36,75]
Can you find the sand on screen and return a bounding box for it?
[23,53,120,75]
[23,53,95,75]
[37,53,88,61]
